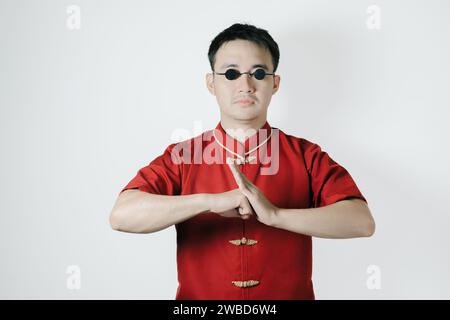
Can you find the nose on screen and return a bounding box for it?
[236,73,255,93]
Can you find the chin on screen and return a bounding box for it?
[231,109,261,120]
[220,104,265,121]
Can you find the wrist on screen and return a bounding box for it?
[199,193,214,214]
[270,207,283,228]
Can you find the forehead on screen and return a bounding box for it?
[214,39,272,70]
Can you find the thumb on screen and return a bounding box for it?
[240,193,255,215]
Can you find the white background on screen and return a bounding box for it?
[1,0,449,299]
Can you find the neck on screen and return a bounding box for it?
[220,116,267,144]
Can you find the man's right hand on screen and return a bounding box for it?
[206,189,254,220]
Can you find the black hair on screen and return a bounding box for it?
[208,23,280,73]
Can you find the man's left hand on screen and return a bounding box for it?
[227,159,279,226]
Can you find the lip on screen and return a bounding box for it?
[235,99,255,105]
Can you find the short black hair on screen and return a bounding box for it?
[208,23,280,73]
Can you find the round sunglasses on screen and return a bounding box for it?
[214,68,275,81]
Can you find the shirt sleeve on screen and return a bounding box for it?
[302,139,367,207]
[120,143,182,196]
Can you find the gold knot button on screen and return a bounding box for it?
[226,156,257,165]
[232,280,260,288]
[229,238,258,246]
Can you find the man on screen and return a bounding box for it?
[109,23,375,300]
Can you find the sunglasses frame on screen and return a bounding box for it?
[213,68,275,81]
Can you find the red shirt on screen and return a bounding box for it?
[120,121,366,300]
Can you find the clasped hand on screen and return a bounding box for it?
[207,159,278,226]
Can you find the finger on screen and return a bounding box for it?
[239,184,255,202]
[226,159,242,183]
[227,159,248,189]
[229,163,259,196]
[241,214,251,220]
[240,195,255,216]
[228,159,254,189]
[240,205,249,215]
[237,203,251,216]
[245,182,260,196]
[217,209,241,218]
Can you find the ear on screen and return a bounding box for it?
[272,75,280,95]
[206,73,216,96]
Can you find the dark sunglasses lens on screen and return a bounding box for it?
[225,69,240,80]
[254,69,266,80]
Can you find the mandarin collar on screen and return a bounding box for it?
[212,121,273,158]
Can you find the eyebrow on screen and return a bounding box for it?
[219,63,269,71]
